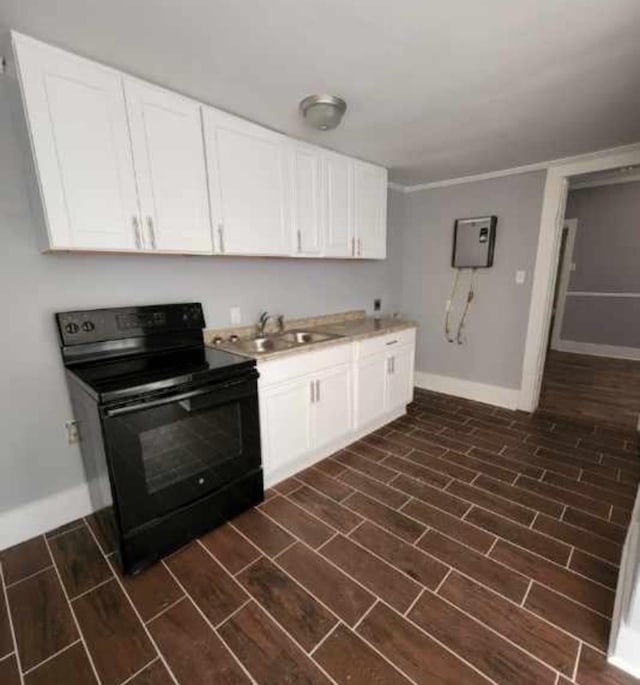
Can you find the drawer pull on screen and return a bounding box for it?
[386,340,399,346]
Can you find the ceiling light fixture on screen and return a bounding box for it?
[299,94,347,131]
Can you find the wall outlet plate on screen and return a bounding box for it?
[65,420,79,445]
[230,306,241,325]
[374,299,382,312]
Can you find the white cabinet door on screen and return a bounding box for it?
[260,377,313,478]
[13,32,139,251]
[124,80,212,253]
[289,144,323,256]
[324,153,354,257]
[312,364,353,449]
[387,345,414,411]
[203,109,289,256]
[354,161,387,259]
[354,353,387,430]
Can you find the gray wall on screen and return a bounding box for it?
[398,172,547,389]
[0,80,403,514]
[560,182,640,347]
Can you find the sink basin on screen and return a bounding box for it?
[234,336,293,354]
[280,330,338,345]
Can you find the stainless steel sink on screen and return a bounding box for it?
[280,330,340,345]
[234,336,294,354]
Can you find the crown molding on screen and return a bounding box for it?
[570,173,640,190]
[387,141,640,194]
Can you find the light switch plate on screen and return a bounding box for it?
[230,307,241,325]
[515,270,526,284]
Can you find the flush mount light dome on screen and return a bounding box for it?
[299,94,347,131]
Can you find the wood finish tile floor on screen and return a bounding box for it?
[540,350,640,429]
[2,388,640,685]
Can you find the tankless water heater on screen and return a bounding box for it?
[451,216,497,268]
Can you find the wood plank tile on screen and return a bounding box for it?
[337,468,410,509]
[108,557,184,622]
[320,535,421,612]
[343,492,425,542]
[490,540,615,616]
[472,474,565,517]
[384,429,451,456]
[260,496,334,548]
[277,543,374,626]
[350,521,448,589]
[0,654,20,685]
[238,557,337,652]
[294,467,354,501]
[533,514,622,565]
[362,433,413,457]
[218,602,332,685]
[496,446,577,479]
[404,499,496,553]
[0,586,12,659]
[465,507,571,565]
[128,660,174,684]
[576,643,640,685]
[404,450,478,483]
[165,543,247,626]
[231,508,294,557]
[7,567,78,670]
[515,475,611,518]
[288,486,363,534]
[148,597,250,684]
[272,476,303,495]
[389,473,471,516]
[0,537,51,586]
[313,456,347,477]
[439,572,578,677]
[334,450,398,483]
[382,455,452,489]
[417,530,529,603]
[409,590,556,685]
[570,550,619,589]
[85,509,118,556]
[543,471,636,510]
[357,602,492,685]
[524,582,610,651]
[49,526,112,599]
[314,623,413,685]
[446,480,536,525]
[24,643,98,685]
[44,519,85,540]
[345,440,390,462]
[442,449,520,482]
[73,578,155,685]
[199,523,262,575]
[563,508,627,544]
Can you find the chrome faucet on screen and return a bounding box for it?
[256,311,272,336]
[276,314,285,334]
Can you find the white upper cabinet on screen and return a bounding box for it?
[13,32,388,259]
[203,109,290,256]
[124,80,212,253]
[12,32,140,251]
[324,153,354,258]
[354,161,388,259]
[289,143,323,256]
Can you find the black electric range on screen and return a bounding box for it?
[57,303,263,574]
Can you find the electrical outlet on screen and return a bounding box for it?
[515,270,526,285]
[230,307,241,325]
[65,420,79,445]
[373,299,382,312]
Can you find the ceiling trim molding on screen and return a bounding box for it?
[387,182,406,192]
[570,173,640,190]
[388,141,640,193]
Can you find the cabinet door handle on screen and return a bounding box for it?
[391,356,395,374]
[310,380,315,403]
[297,229,302,253]
[218,223,225,253]
[146,216,157,249]
[315,379,320,402]
[386,339,398,346]
[351,237,355,257]
[132,216,142,249]
[357,238,361,256]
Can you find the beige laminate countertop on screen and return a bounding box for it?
[204,312,416,362]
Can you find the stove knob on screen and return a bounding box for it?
[81,321,95,332]
[64,322,79,334]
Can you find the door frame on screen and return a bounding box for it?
[518,143,640,412]
[549,218,578,349]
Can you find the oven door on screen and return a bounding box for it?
[100,372,261,533]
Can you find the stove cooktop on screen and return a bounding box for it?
[68,346,256,403]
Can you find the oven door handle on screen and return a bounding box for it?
[103,378,251,417]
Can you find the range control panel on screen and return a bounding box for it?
[56,303,205,346]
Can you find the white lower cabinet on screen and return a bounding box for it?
[259,330,415,484]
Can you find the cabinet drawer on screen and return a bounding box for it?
[258,342,353,388]
[355,328,416,360]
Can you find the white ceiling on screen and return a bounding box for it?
[2,0,640,185]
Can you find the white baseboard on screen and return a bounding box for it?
[414,371,520,410]
[553,339,640,361]
[0,482,93,551]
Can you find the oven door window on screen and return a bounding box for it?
[102,380,260,532]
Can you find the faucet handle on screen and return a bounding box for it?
[276,314,285,333]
